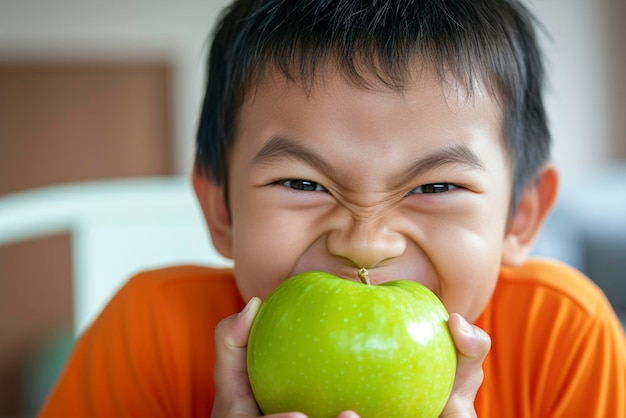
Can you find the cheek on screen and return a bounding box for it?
[421,199,508,321]
[230,212,288,300]
[436,233,502,321]
[229,192,317,300]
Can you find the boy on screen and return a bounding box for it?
[40,0,626,417]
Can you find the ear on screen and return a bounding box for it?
[192,163,233,259]
[502,164,559,266]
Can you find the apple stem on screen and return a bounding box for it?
[358,268,371,285]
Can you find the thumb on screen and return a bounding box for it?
[440,313,491,418]
[212,297,262,417]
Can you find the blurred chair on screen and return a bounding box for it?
[0,176,232,335]
[0,176,232,416]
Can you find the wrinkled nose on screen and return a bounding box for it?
[326,218,406,269]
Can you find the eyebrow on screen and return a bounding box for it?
[393,143,485,187]
[251,135,485,186]
[252,135,338,177]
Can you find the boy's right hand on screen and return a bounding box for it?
[211,298,361,418]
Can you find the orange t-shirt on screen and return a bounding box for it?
[39,259,626,417]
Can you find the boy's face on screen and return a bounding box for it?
[223,65,513,322]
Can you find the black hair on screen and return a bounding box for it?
[195,0,550,210]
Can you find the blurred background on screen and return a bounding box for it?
[0,0,624,416]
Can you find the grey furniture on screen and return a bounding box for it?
[534,164,626,327]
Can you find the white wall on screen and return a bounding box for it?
[524,0,615,170]
[0,0,618,173]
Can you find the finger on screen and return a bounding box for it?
[336,411,360,418]
[264,409,358,418]
[212,297,263,417]
[440,313,491,418]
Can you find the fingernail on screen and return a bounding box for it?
[238,296,261,322]
[225,297,262,348]
[454,313,474,336]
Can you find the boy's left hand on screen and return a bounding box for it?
[440,313,491,417]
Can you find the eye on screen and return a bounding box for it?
[409,183,457,194]
[281,179,327,192]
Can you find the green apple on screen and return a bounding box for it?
[247,269,456,418]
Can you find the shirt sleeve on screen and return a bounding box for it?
[547,296,626,417]
[38,266,242,418]
[476,259,626,417]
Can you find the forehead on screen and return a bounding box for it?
[238,62,505,141]
[241,56,505,119]
[232,63,510,189]
[244,47,505,100]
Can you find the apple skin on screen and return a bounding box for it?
[247,271,457,418]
